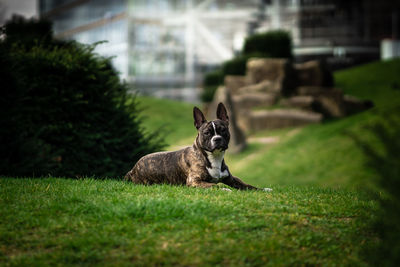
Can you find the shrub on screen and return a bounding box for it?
[201,70,223,103]
[1,15,54,47]
[201,86,219,103]
[243,30,292,58]
[349,111,400,266]
[0,17,164,178]
[203,69,224,87]
[222,55,249,76]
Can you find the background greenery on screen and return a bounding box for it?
[1,58,399,266]
[1,17,400,266]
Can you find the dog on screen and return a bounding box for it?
[125,102,269,191]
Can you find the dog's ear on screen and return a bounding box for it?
[216,102,229,123]
[193,106,207,130]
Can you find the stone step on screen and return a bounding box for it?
[224,75,249,95]
[280,96,315,110]
[232,92,277,110]
[240,109,323,131]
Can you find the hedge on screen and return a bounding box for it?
[0,17,164,178]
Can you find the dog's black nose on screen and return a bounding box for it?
[213,136,222,143]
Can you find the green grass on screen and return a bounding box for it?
[226,59,400,188]
[0,178,376,266]
[136,96,195,146]
[135,59,400,188]
[335,58,400,107]
[2,59,400,265]
[227,110,381,188]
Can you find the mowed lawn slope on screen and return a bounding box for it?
[0,178,375,266]
[139,59,400,188]
[136,96,195,146]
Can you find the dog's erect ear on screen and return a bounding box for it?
[193,106,207,130]
[216,102,229,123]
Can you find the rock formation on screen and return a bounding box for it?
[206,58,373,137]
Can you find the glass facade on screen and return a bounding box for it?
[127,0,258,97]
[40,0,259,100]
[40,0,399,97]
[128,21,186,76]
[40,0,76,13]
[50,0,126,33]
[40,0,128,79]
[75,19,128,79]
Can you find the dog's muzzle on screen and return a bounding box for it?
[211,135,228,151]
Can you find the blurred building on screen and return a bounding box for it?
[39,0,399,100]
[255,0,400,69]
[40,0,259,101]
[0,0,38,24]
[40,0,129,80]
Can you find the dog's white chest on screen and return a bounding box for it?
[206,150,229,182]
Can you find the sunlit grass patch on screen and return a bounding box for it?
[0,178,376,266]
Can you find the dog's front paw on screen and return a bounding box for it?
[220,188,232,192]
[263,188,273,192]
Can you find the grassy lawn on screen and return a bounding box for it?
[135,96,195,146]
[2,59,399,265]
[137,59,400,189]
[0,178,375,266]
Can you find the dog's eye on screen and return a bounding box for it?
[204,131,211,136]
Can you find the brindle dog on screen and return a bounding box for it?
[125,103,264,190]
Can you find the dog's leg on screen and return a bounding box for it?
[186,175,217,188]
[222,175,260,190]
[187,180,217,188]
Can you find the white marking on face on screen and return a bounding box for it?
[211,122,223,148]
[211,122,217,134]
[205,150,229,182]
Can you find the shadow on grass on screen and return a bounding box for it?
[348,110,400,266]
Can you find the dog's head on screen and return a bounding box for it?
[193,102,230,152]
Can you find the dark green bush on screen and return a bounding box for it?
[0,17,164,178]
[201,70,223,103]
[222,53,266,76]
[350,111,400,266]
[201,86,219,103]
[203,69,224,87]
[1,15,53,47]
[243,30,292,58]
[222,55,249,76]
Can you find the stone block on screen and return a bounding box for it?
[280,96,315,110]
[239,80,281,94]
[343,95,374,115]
[294,60,333,87]
[246,58,296,96]
[224,75,248,95]
[243,109,322,131]
[232,93,277,110]
[297,87,346,117]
